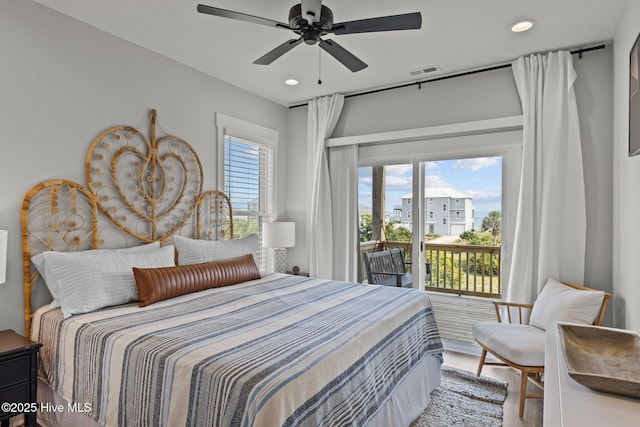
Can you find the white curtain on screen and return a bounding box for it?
[329,145,358,282]
[307,94,344,279]
[506,51,586,304]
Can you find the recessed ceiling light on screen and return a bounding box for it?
[285,79,299,86]
[511,20,534,33]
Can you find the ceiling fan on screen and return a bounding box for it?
[197,0,422,72]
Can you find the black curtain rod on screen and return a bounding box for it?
[288,44,606,109]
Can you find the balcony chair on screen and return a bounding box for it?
[362,248,432,288]
[472,277,610,418]
[363,248,413,287]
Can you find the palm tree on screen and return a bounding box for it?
[481,210,501,244]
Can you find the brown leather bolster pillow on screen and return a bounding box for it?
[133,253,261,307]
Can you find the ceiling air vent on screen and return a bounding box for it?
[409,66,440,76]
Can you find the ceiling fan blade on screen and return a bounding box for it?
[197,4,291,30]
[253,38,304,65]
[331,12,422,35]
[319,39,367,72]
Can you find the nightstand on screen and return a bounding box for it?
[0,330,42,427]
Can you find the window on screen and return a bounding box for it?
[217,113,278,271]
[455,198,460,205]
[442,204,447,212]
[429,198,434,205]
[442,218,447,225]
[429,211,434,219]
[223,136,273,269]
[455,211,461,219]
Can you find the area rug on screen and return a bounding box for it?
[410,366,508,427]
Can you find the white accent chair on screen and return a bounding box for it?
[472,278,610,418]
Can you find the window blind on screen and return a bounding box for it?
[223,135,273,270]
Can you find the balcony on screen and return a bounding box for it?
[359,240,501,298]
[359,240,501,342]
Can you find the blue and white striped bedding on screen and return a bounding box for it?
[33,273,443,427]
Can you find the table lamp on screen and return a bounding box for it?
[262,222,295,273]
[0,230,7,284]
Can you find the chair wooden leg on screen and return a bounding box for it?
[519,370,527,418]
[476,348,487,377]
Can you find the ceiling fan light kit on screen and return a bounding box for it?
[197,1,421,73]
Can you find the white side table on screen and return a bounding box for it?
[544,322,640,427]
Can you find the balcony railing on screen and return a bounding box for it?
[359,240,501,298]
[425,242,501,297]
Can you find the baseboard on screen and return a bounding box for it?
[442,338,481,355]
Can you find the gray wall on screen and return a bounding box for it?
[286,47,615,326]
[333,67,521,138]
[573,47,615,327]
[613,1,640,332]
[0,1,288,334]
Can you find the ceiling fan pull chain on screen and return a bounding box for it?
[318,47,322,85]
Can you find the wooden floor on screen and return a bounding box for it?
[443,340,544,427]
[428,291,497,342]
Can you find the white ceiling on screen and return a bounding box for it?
[34,0,627,107]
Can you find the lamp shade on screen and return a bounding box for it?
[0,230,7,285]
[262,222,295,248]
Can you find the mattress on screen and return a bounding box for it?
[32,273,443,427]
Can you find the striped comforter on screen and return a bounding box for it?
[33,273,443,427]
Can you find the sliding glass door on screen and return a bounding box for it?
[422,157,503,297]
[358,155,504,295]
[358,162,428,287]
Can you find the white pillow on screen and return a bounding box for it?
[43,245,175,318]
[529,277,605,331]
[174,234,258,266]
[32,242,161,308]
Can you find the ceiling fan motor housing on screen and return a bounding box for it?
[289,4,333,44]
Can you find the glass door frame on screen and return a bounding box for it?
[412,161,426,290]
[357,130,523,291]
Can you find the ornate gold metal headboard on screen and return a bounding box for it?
[22,110,232,335]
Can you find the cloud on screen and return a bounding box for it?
[386,164,412,176]
[359,176,372,186]
[465,188,502,214]
[464,188,500,199]
[359,165,413,190]
[464,188,502,206]
[385,175,412,189]
[453,157,499,171]
[425,174,450,187]
[361,165,412,190]
[425,161,439,170]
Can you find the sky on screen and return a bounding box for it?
[358,156,502,225]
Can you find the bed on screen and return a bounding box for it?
[21,110,443,427]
